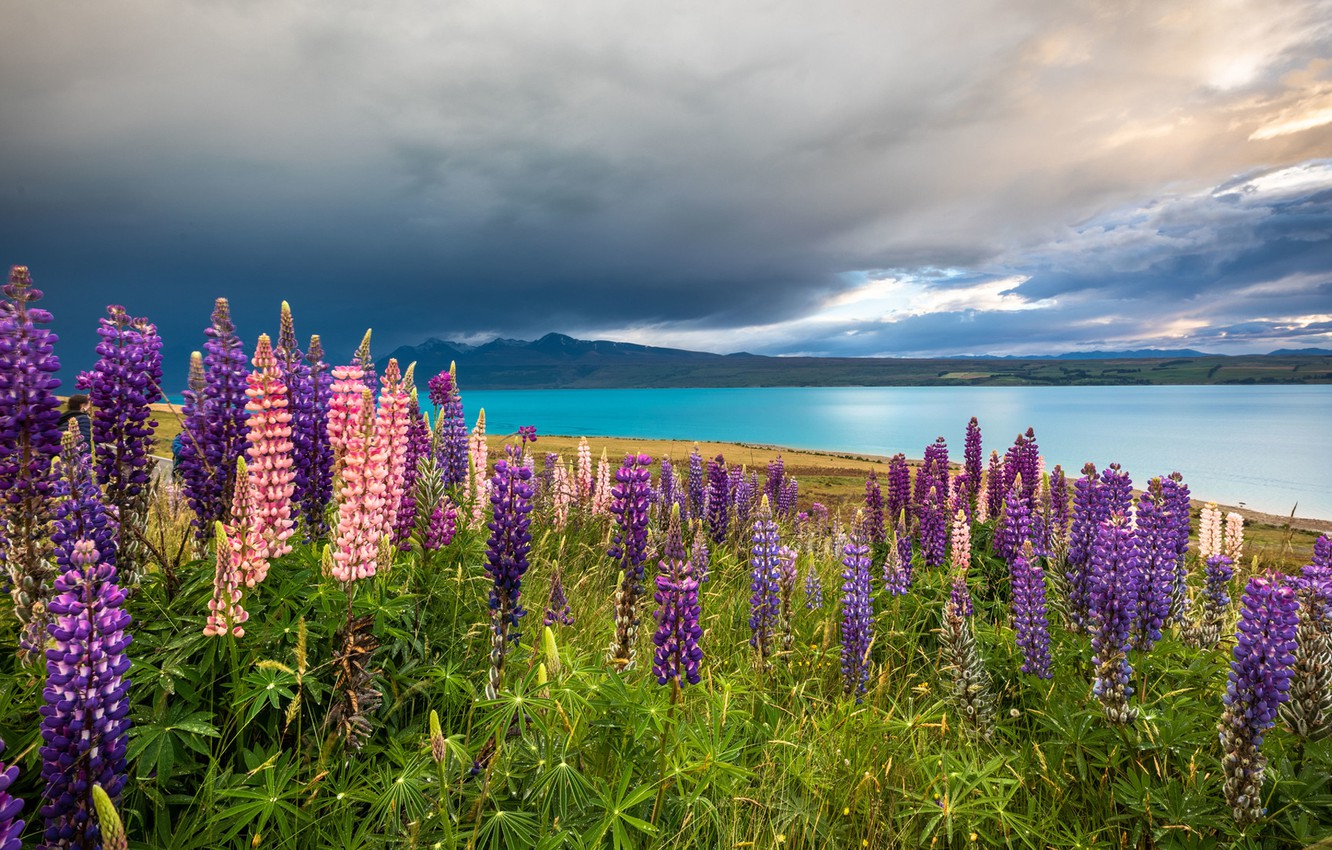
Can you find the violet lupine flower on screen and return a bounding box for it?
[994,475,1031,564]
[423,494,458,551]
[244,334,296,562]
[77,304,162,547]
[298,335,334,536]
[690,522,710,583]
[804,558,824,609]
[1011,541,1052,678]
[178,297,250,539]
[51,423,119,575]
[394,404,432,549]
[749,497,783,666]
[864,471,885,545]
[884,453,910,527]
[706,454,729,544]
[274,308,313,514]
[40,538,131,850]
[685,447,704,520]
[915,437,950,512]
[1194,554,1235,650]
[1006,428,1041,503]
[840,516,873,701]
[918,480,948,570]
[484,443,535,697]
[1132,478,1174,651]
[779,478,799,519]
[1,266,64,655]
[1048,464,1069,554]
[1313,534,1331,568]
[0,737,24,850]
[1089,514,1140,723]
[885,514,913,595]
[964,416,983,508]
[608,453,653,672]
[652,506,703,686]
[1219,572,1299,826]
[732,471,754,531]
[1065,462,1104,633]
[776,545,799,654]
[1162,473,1192,624]
[544,571,574,627]
[428,364,470,489]
[765,455,785,506]
[984,450,1005,520]
[331,390,383,584]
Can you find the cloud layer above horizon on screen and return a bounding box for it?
[2,0,1330,370]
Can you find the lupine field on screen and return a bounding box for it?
[2,263,1331,850]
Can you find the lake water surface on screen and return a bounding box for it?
[459,385,1332,519]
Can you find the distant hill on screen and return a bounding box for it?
[1268,347,1332,356]
[378,333,1332,389]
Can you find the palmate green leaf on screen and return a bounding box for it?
[239,666,299,726]
[476,806,541,850]
[583,769,658,850]
[126,703,220,785]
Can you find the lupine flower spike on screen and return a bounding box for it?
[840,513,873,701]
[484,436,536,698]
[244,334,296,561]
[652,505,703,686]
[1089,514,1139,723]
[748,496,782,668]
[0,736,24,850]
[607,453,652,672]
[1011,540,1052,678]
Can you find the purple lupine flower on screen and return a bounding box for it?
[1100,463,1133,518]
[1162,473,1192,624]
[608,453,653,671]
[51,424,119,575]
[864,471,885,545]
[423,495,458,551]
[1132,478,1174,651]
[299,334,334,537]
[428,366,469,489]
[687,447,704,520]
[40,538,132,849]
[779,478,799,519]
[1313,534,1331,568]
[984,450,1005,520]
[994,475,1031,564]
[394,404,432,549]
[691,522,710,583]
[178,297,250,539]
[964,416,983,508]
[483,444,535,698]
[1011,541,1052,679]
[840,516,873,700]
[706,454,729,544]
[748,497,783,666]
[886,453,911,527]
[274,306,314,518]
[77,305,162,546]
[885,514,913,595]
[0,266,64,657]
[1065,462,1104,633]
[1048,464,1069,553]
[918,480,948,570]
[659,457,675,508]
[0,736,23,850]
[652,506,703,686]
[1195,554,1235,649]
[1219,572,1299,826]
[804,557,824,609]
[732,472,753,531]
[765,455,785,507]
[915,437,950,512]
[544,571,574,627]
[776,545,799,653]
[1089,514,1140,722]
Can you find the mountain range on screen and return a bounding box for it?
[378,333,1332,389]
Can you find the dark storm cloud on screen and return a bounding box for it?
[3,0,1332,374]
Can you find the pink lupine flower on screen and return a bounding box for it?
[372,359,411,540]
[576,437,593,503]
[332,390,382,583]
[950,508,971,573]
[204,459,265,636]
[469,409,489,527]
[592,448,613,515]
[1225,511,1245,561]
[975,485,989,522]
[244,334,296,561]
[327,363,368,472]
[1199,503,1222,560]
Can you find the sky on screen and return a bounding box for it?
[2,0,1331,378]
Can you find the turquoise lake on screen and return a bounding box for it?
[456,385,1332,520]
